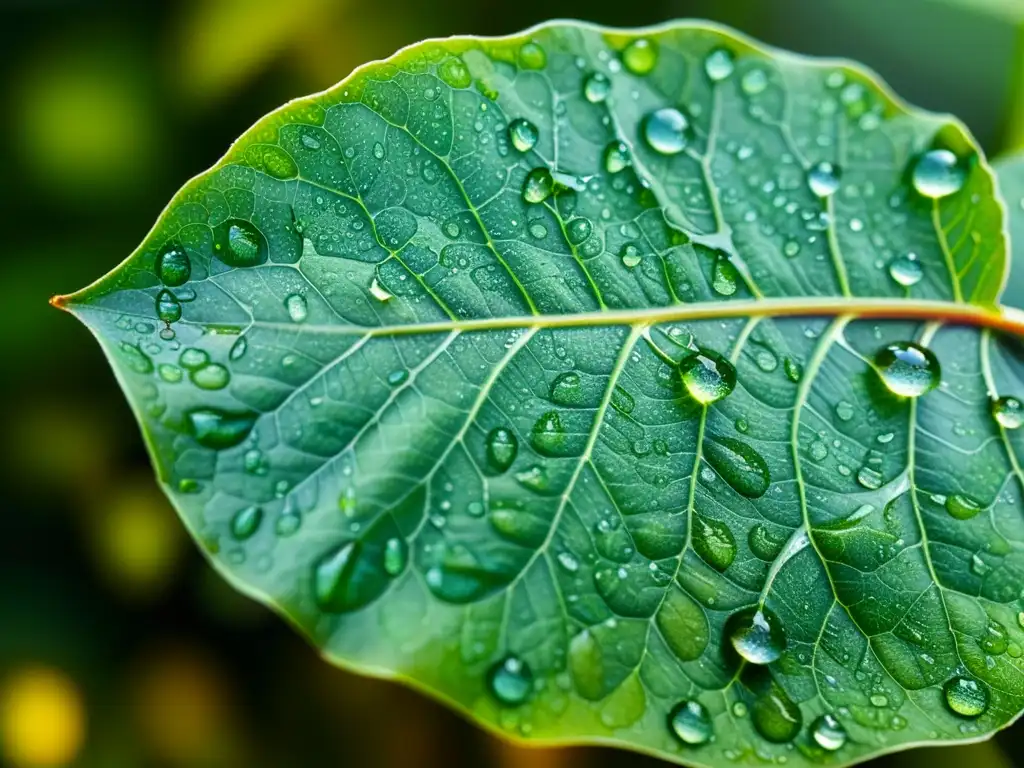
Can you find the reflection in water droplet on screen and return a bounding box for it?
[550,372,584,406]
[604,141,630,173]
[752,683,802,743]
[679,350,736,405]
[704,437,770,498]
[508,118,538,152]
[704,48,735,81]
[156,290,182,324]
[155,244,191,286]
[913,149,965,198]
[874,341,941,397]
[811,714,847,751]
[583,72,611,103]
[727,607,786,664]
[285,293,308,323]
[523,168,555,203]
[981,620,1008,655]
[944,676,988,718]
[668,700,713,745]
[486,427,518,472]
[230,336,248,361]
[215,220,266,267]
[187,408,256,449]
[567,218,593,245]
[642,108,689,155]
[807,162,841,198]
[487,655,532,705]
[945,493,982,520]
[888,253,923,287]
[993,396,1024,429]
[748,525,786,561]
[622,38,658,75]
[712,254,739,296]
[369,277,393,302]
[231,505,263,540]
[531,411,567,456]
[693,515,737,571]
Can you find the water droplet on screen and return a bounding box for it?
[550,372,584,406]
[993,396,1024,429]
[748,525,786,561]
[155,244,191,286]
[567,218,593,245]
[486,427,518,472]
[945,493,982,520]
[487,655,532,705]
[693,515,737,571]
[179,347,208,370]
[981,620,1008,655]
[583,72,611,103]
[372,142,385,160]
[668,700,713,745]
[158,364,182,383]
[857,466,883,490]
[301,133,321,150]
[704,437,770,499]
[508,118,538,152]
[888,253,923,287]
[835,401,855,421]
[642,108,689,155]
[611,385,634,415]
[752,683,802,743]
[944,676,988,718]
[312,540,363,611]
[679,350,736,405]
[810,713,846,751]
[230,336,248,361]
[622,38,657,75]
[783,357,802,383]
[439,57,471,88]
[187,408,256,449]
[741,68,768,95]
[369,277,393,302]
[704,48,735,81]
[191,363,230,390]
[231,505,263,540]
[214,220,266,267]
[620,243,642,268]
[874,341,941,397]
[383,537,407,575]
[712,254,739,296]
[285,293,308,323]
[530,411,567,457]
[603,141,630,173]
[156,290,182,324]
[557,551,579,572]
[807,161,841,197]
[522,168,554,203]
[912,149,965,198]
[387,369,408,386]
[518,41,546,70]
[727,607,786,664]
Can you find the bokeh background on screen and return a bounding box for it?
[3,0,1024,766]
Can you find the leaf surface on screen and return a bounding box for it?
[59,20,1024,767]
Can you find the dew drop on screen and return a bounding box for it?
[712,254,739,296]
[369,277,393,302]
[741,68,768,95]
[704,437,771,499]
[313,540,361,611]
[583,72,611,103]
[874,341,941,397]
[943,676,988,718]
[190,363,230,391]
[487,655,532,706]
[748,525,786,561]
[981,620,1008,655]
[704,48,735,81]
[179,347,209,371]
[550,372,584,406]
[229,336,248,361]
[810,713,846,751]
[992,396,1024,429]
[214,219,267,267]
[187,408,256,450]
[693,515,737,571]
[945,493,982,520]
[156,290,182,324]
[155,244,191,286]
[622,38,658,75]
[285,293,308,323]
[439,57,471,88]
[856,465,883,490]
[383,537,407,576]
[642,108,689,155]
[567,218,593,245]
[807,161,841,198]
[530,411,567,457]
[620,243,643,268]
[486,427,518,472]
[231,505,263,540]
[727,607,786,664]
[508,118,538,152]
[523,168,555,203]
[679,350,736,405]
[668,700,713,746]
[518,41,547,70]
[603,141,630,173]
[912,149,965,198]
[888,253,923,287]
[752,684,802,743]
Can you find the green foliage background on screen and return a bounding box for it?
[4,1,1024,767]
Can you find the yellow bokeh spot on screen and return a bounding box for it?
[0,667,86,768]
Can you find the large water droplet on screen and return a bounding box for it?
[550,372,584,406]
[486,427,518,472]
[567,218,593,245]
[604,141,630,173]
[912,149,965,198]
[752,683,802,743]
[712,254,739,296]
[642,108,689,155]
[190,363,230,390]
[693,515,737,571]
[622,38,658,75]
[313,541,362,611]
[668,700,713,745]
[214,219,267,267]
[874,341,941,397]
[285,293,308,323]
[704,437,770,499]
[704,48,735,81]
[187,408,256,449]
[231,505,263,540]
[748,524,786,561]
[679,350,736,405]
[809,713,846,751]
[155,244,191,286]
[727,607,786,664]
[156,290,182,324]
[945,493,982,520]
[487,655,532,706]
[993,396,1024,429]
[981,620,1008,655]
[530,411,567,457]
[518,41,546,70]
[583,72,611,103]
[523,168,555,203]
[943,676,988,718]
[888,253,923,287]
[807,161,841,198]
[508,118,538,152]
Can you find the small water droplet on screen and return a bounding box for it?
[712,254,739,296]
[487,655,532,706]
[523,168,555,203]
[486,427,518,472]
[981,620,1008,655]
[727,607,786,664]
[748,525,786,561]
[944,676,988,718]
[372,142,386,160]
[530,411,567,457]
[229,336,248,361]
[383,537,407,575]
[508,118,538,152]
[888,253,923,287]
[992,396,1024,429]
[807,161,841,197]
[155,244,191,286]
[583,72,611,103]
[231,505,263,540]
[566,217,593,245]
[620,243,642,268]
[603,141,630,173]
[945,493,982,520]
[874,341,941,397]
[187,408,255,449]
[518,41,546,70]
[550,372,583,406]
[857,465,883,490]
[810,713,846,751]
[679,350,736,405]
[156,290,182,324]
[285,293,308,323]
[190,363,230,391]
[704,437,770,499]
[741,68,768,95]
[704,48,735,81]
[912,149,965,198]
[214,220,266,267]
[642,108,689,155]
[622,38,657,75]
[369,277,393,302]
[693,515,737,571]
[668,700,713,745]
[752,683,801,743]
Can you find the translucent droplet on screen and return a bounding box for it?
[912,149,965,199]
[943,676,988,718]
[439,57,471,88]
[583,72,611,103]
[567,218,593,245]
[229,336,248,361]
[945,493,982,520]
[704,48,735,81]
[810,713,846,751]
[523,168,555,203]
[748,525,786,561]
[518,41,547,70]
[486,427,518,472]
[642,108,689,155]
[874,341,941,397]
[313,541,361,611]
[752,684,802,743]
[693,515,737,571]
[508,118,538,152]
[383,537,407,575]
[704,437,770,499]
[622,38,657,75]
[285,293,308,323]
[550,372,584,406]
[992,396,1024,429]
[603,141,630,173]
[190,363,230,391]
[156,290,182,324]
[214,220,266,267]
[981,620,1008,655]
[857,466,883,490]
[679,350,736,405]
[807,161,841,198]
[741,68,768,95]
[487,655,532,706]
[620,243,642,268]
[712,254,739,296]
[668,700,713,745]
[783,357,802,383]
[369,277,393,302]
[530,411,567,457]
[727,606,786,664]
[888,253,923,287]
[179,348,208,371]
[611,385,634,415]
[557,551,579,572]
[155,244,191,286]
[187,408,255,449]
[231,505,263,540]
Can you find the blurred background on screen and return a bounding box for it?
[2,0,1023,766]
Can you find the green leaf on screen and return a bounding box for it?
[56,19,1024,766]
